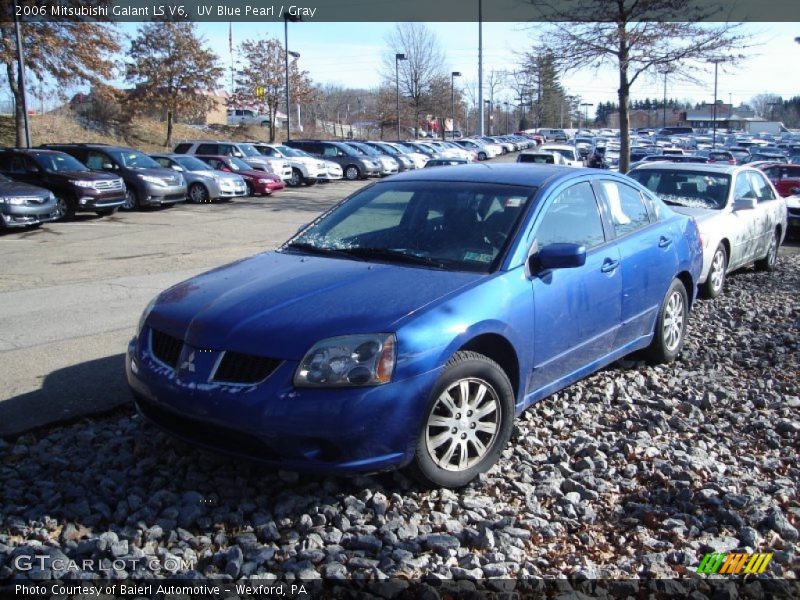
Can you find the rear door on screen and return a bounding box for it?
[746,170,781,256]
[529,180,621,391]
[593,178,678,348]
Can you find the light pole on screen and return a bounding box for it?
[450,71,461,140]
[484,99,491,135]
[581,102,593,130]
[283,12,301,141]
[659,67,672,129]
[395,53,406,139]
[503,101,510,134]
[12,0,31,148]
[709,58,723,147]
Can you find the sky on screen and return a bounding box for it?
[187,20,800,112]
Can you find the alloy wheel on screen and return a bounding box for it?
[662,291,685,352]
[709,248,726,292]
[424,377,501,472]
[122,189,136,210]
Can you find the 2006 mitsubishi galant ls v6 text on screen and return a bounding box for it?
[127,164,703,487]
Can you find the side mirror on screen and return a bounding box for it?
[171,165,184,172]
[26,165,40,173]
[733,197,757,211]
[102,162,114,170]
[530,243,587,272]
[233,151,243,158]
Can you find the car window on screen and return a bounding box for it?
[196,143,219,155]
[85,151,110,170]
[746,171,776,202]
[7,156,28,174]
[734,173,756,199]
[322,145,339,157]
[173,143,191,154]
[154,157,171,168]
[596,180,651,237]
[628,169,731,210]
[535,182,605,249]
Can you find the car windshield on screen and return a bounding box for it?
[109,150,161,170]
[0,173,11,183]
[237,144,262,157]
[350,143,379,156]
[227,157,253,171]
[174,156,213,171]
[277,145,304,157]
[628,169,731,210]
[544,148,574,160]
[375,144,399,155]
[284,181,535,273]
[35,152,89,172]
[394,143,418,153]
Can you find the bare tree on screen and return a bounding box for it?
[528,0,748,172]
[0,22,120,145]
[382,23,447,137]
[750,93,782,119]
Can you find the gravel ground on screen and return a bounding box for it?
[0,253,798,594]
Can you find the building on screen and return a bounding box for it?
[681,103,758,130]
[607,108,682,129]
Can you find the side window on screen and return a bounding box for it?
[322,145,338,157]
[734,173,755,199]
[206,159,223,169]
[196,143,218,155]
[174,143,191,154]
[219,144,236,156]
[9,156,27,174]
[596,180,651,237]
[154,158,171,168]
[535,182,606,249]
[746,171,776,202]
[85,152,107,170]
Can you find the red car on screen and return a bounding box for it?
[196,155,284,196]
[755,162,800,197]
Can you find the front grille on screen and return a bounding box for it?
[150,329,183,368]
[213,351,281,384]
[789,207,800,217]
[94,179,124,191]
[12,196,46,205]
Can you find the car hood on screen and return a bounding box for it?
[56,170,120,182]
[669,205,725,226]
[786,195,800,209]
[133,167,184,184]
[0,180,51,197]
[148,251,483,359]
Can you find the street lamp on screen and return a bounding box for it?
[709,58,724,147]
[503,101,510,134]
[581,102,593,129]
[450,71,461,140]
[659,67,673,129]
[484,99,492,135]
[395,53,406,139]
[283,11,301,142]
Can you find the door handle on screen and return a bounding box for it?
[601,258,619,273]
[658,236,672,248]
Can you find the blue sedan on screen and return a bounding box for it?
[127,164,702,487]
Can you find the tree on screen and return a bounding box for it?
[528,0,748,172]
[126,21,222,147]
[383,23,447,137]
[0,21,120,146]
[232,38,313,142]
[750,93,783,119]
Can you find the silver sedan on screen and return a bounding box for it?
[628,163,787,298]
[151,154,247,203]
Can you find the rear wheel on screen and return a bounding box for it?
[407,351,514,488]
[700,244,727,298]
[645,278,688,364]
[755,230,779,272]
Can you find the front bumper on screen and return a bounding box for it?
[1,203,59,228]
[788,207,800,230]
[216,180,248,198]
[252,179,285,194]
[142,184,188,206]
[75,190,126,212]
[126,333,438,473]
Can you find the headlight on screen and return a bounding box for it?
[138,295,158,336]
[0,196,26,205]
[258,178,274,184]
[137,174,166,186]
[70,180,95,188]
[294,334,396,387]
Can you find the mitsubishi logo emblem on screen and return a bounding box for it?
[180,351,196,373]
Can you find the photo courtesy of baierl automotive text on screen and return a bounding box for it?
[0,0,798,598]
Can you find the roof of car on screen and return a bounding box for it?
[383,163,588,187]
[628,162,748,174]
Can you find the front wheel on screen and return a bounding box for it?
[53,195,74,220]
[645,278,688,364]
[95,207,117,217]
[478,152,487,161]
[121,188,139,211]
[188,183,210,203]
[755,230,779,272]
[344,165,361,180]
[407,351,514,488]
[700,243,727,299]
[303,177,317,187]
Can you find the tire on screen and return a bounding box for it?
[754,229,779,272]
[344,165,361,181]
[95,207,117,217]
[700,243,727,299]
[245,181,255,197]
[407,351,515,488]
[303,177,317,187]
[645,278,688,364]
[288,168,303,188]
[53,195,74,220]
[478,152,487,161]
[121,188,139,211]
[188,183,210,203]
[260,121,270,127]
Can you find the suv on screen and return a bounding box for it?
[41,144,186,211]
[227,109,270,127]
[537,128,568,142]
[0,148,126,219]
[248,143,328,187]
[284,140,382,180]
[173,140,292,182]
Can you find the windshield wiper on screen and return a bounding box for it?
[283,242,364,260]
[337,247,447,269]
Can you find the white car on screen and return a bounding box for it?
[453,139,498,160]
[786,191,800,233]
[538,144,584,168]
[253,143,329,187]
[320,160,343,181]
[628,163,787,298]
[424,141,475,162]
